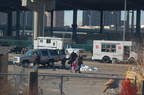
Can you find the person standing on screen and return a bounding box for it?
[68,51,77,67]
[21,47,25,54]
[61,56,67,69]
[24,48,28,53]
[75,55,83,73]
[33,52,41,71]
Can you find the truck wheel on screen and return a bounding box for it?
[102,56,110,63]
[48,60,54,67]
[22,60,30,68]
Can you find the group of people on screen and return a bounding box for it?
[21,47,28,54]
[61,51,83,73]
[31,51,83,73]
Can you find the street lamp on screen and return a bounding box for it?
[123,0,127,41]
[88,15,91,28]
[31,0,45,36]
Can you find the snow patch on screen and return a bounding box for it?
[80,64,98,71]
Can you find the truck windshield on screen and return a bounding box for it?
[25,50,35,56]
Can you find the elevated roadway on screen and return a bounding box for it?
[1,0,144,12]
[0,0,144,41]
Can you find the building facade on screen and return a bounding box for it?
[0,11,64,27]
[82,10,122,27]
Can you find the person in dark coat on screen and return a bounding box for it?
[68,51,77,67]
[21,47,25,54]
[33,52,40,71]
[75,55,83,73]
[61,56,67,69]
[33,52,41,65]
[21,47,28,54]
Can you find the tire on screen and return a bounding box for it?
[48,60,54,67]
[22,60,30,68]
[102,56,110,63]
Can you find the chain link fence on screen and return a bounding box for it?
[0,66,139,95]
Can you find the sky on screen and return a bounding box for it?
[64,10,82,26]
[64,10,144,26]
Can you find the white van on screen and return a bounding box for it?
[92,40,132,63]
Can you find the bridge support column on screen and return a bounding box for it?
[72,9,77,43]
[135,9,141,42]
[33,11,38,40]
[50,11,53,36]
[38,11,44,37]
[7,11,12,36]
[100,11,104,34]
[33,10,44,40]
[16,10,20,39]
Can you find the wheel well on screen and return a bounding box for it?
[103,56,111,60]
[102,56,111,63]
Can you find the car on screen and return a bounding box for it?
[0,41,10,46]
[9,46,23,54]
[13,49,66,67]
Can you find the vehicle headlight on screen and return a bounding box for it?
[14,57,20,62]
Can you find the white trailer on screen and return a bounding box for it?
[92,40,132,63]
[34,37,85,58]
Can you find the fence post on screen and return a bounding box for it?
[142,80,144,95]
[28,71,38,95]
[134,76,137,86]
[61,76,63,95]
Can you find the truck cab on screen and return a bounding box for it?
[64,44,85,58]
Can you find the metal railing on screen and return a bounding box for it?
[0,72,138,95]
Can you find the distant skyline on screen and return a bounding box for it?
[64,10,144,26]
[64,10,82,26]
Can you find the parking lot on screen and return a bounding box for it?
[8,53,133,78]
[6,53,137,95]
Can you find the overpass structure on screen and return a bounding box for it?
[0,0,144,42]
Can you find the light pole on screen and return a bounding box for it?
[123,0,127,41]
[31,0,45,36]
[88,15,91,28]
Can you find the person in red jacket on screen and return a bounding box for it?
[120,78,137,95]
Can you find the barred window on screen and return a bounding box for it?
[101,44,116,52]
[46,39,51,43]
